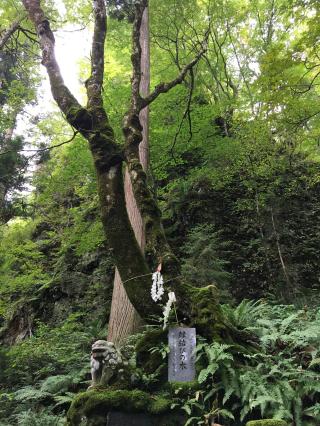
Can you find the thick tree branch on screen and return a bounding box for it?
[122,0,147,152]
[98,163,159,319]
[86,0,107,117]
[23,0,122,172]
[22,0,84,120]
[130,0,147,113]
[123,1,146,154]
[122,7,209,271]
[122,5,211,279]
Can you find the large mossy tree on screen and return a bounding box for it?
[20,0,320,343]
[22,0,229,341]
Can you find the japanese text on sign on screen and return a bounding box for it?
[168,327,196,382]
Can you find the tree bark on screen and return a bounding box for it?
[107,6,150,345]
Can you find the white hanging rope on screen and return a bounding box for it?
[163,291,176,329]
[151,270,164,302]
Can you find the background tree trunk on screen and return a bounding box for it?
[107,6,150,345]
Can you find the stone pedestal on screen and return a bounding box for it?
[67,389,185,426]
[106,411,153,425]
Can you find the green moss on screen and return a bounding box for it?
[164,381,200,394]
[186,284,226,338]
[67,389,172,425]
[149,395,171,414]
[66,106,92,131]
[135,329,167,375]
[246,422,288,426]
[168,381,199,390]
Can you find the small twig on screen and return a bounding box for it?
[18,27,39,44]
[0,131,79,156]
[169,68,195,160]
[122,272,153,284]
[122,272,182,286]
[141,25,210,109]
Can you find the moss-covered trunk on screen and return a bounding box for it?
[23,0,248,344]
[107,5,151,345]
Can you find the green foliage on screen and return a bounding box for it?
[0,313,104,425]
[0,219,49,317]
[0,110,111,426]
[106,0,135,22]
[3,314,93,386]
[174,302,320,425]
[14,409,65,426]
[1,1,320,425]
[181,224,232,295]
[0,135,28,223]
[221,300,263,330]
[0,1,39,223]
[164,151,320,301]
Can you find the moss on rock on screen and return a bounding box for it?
[246,420,288,426]
[67,389,172,425]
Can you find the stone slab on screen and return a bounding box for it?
[168,327,196,382]
[106,411,153,425]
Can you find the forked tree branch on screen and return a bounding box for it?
[129,2,209,113]
[140,37,208,109]
[23,0,122,173]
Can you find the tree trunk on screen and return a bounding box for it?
[22,0,242,345]
[107,6,150,345]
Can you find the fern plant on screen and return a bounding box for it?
[181,224,232,295]
[178,302,320,425]
[14,409,65,426]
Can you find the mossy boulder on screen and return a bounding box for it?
[246,420,288,426]
[67,389,178,426]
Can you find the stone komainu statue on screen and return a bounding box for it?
[90,340,123,388]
